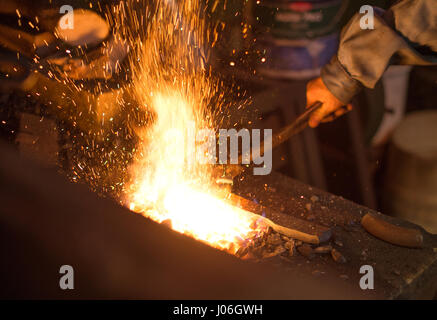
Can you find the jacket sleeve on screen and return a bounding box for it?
[321,0,437,104]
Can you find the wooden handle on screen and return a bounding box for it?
[226,193,324,245]
[260,216,320,244]
[361,213,423,248]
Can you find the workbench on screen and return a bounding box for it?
[233,171,437,299]
[0,142,435,299]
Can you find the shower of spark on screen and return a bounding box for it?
[104,0,267,254]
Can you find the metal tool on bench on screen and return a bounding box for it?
[361,212,437,249]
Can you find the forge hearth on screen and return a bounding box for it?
[0,143,436,299]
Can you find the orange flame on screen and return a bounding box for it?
[116,0,265,254]
[126,92,265,254]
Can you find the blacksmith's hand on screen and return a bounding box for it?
[306,77,352,128]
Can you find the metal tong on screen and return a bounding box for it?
[239,101,323,163]
[243,100,355,164]
[271,101,323,149]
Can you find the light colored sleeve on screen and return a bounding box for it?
[321,0,437,104]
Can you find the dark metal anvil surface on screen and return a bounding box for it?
[232,172,437,299]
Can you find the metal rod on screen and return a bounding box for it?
[239,101,323,164]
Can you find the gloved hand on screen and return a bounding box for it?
[306,77,352,128]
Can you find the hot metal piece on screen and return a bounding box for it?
[361,213,424,248]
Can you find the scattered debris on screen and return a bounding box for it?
[305,203,312,211]
[267,233,282,245]
[286,240,295,256]
[235,216,340,266]
[263,245,286,258]
[314,245,332,254]
[284,239,294,249]
[306,214,316,221]
[339,274,349,280]
[331,248,347,263]
[297,244,315,260]
[334,239,344,247]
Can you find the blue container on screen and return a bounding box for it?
[253,0,348,79]
[258,33,339,79]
